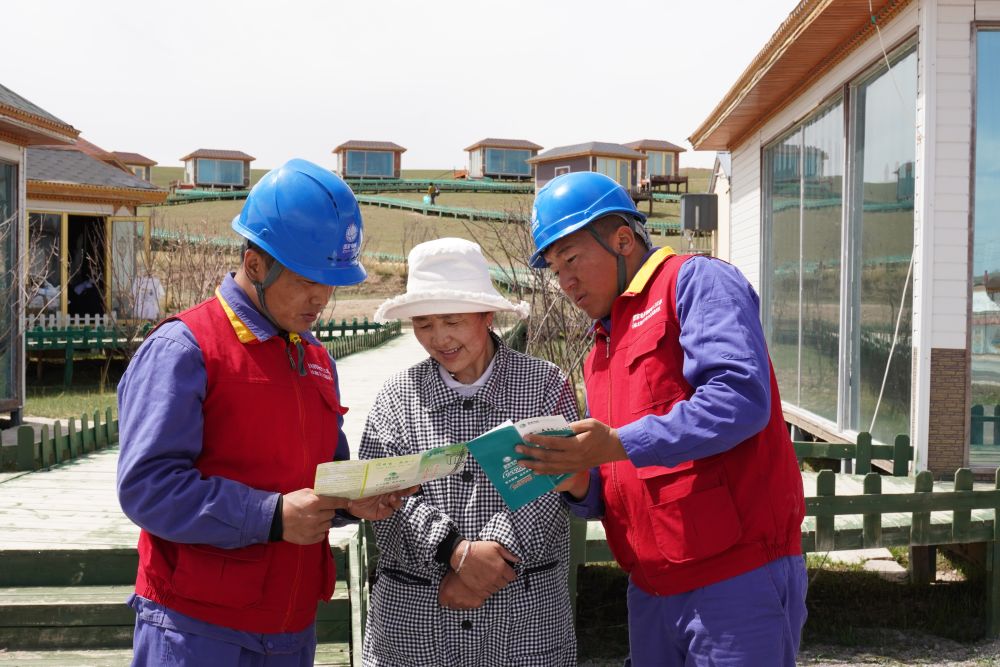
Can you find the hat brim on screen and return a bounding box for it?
[374,290,531,323]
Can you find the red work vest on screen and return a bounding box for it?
[134,296,346,633]
[585,251,804,597]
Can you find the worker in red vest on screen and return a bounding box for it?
[520,171,807,666]
[116,159,413,666]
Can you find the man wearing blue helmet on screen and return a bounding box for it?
[116,159,413,666]
[519,172,807,666]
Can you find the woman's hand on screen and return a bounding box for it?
[438,570,488,609]
[347,485,420,521]
[451,540,519,598]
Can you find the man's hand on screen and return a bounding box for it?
[438,570,488,610]
[348,485,420,521]
[518,418,628,475]
[282,488,348,545]
[451,540,518,598]
[554,471,591,500]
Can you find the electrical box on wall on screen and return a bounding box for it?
[680,194,718,232]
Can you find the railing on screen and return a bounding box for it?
[355,195,516,222]
[1,407,118,472]
[322,320,402,360]
[25,313,117,330]
[794,432,913,477]
[26,325,152,387]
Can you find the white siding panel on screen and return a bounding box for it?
[978,0,1000,19]
[932,261,971,281]
[0,141,20,162]
[938,4,975,21]
[935,175,971,196]
[933,241,971,264]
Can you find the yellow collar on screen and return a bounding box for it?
[215,287,258,344]
[623,247,676,295]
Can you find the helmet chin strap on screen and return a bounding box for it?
[586,226,628,295]
[250,259,308,377]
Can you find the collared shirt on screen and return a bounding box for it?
[117,273,349,648]
[567,252,772,518]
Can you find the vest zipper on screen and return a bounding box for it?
[281,340,309,631]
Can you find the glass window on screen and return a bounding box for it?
[554,166,570,177]
[972,30,1000,460]
[27,213,62,313]
[765,129,805,407]
[346,151,393,177]
[647,152,664,176]
[197,159,243,185]
[0,160,18,402]
[485,148,531,176]
[848,46,916,444]
[597,158,630,188]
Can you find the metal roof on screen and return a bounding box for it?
[180,149,256,161]
[333,140,407,153]
[527,142,643,163]
[464,138,543,152]
[27,147,163,191]
[624,139,687,153]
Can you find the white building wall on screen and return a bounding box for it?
[977,0,1000,17]
[712,166,732,262]
[728,138,762,288]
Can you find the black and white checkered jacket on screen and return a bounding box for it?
[359,335,580,667]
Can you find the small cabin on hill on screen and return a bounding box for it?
[112,151,157,182]
[465,139,542,180]
[180,149,255,189]
[333,141,406,179]
[625,139,688,192]
[526,142,644,191]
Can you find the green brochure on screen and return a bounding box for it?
[466,415,574,512]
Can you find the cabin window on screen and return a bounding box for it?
[196,159,243,186]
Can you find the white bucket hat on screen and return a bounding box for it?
[374,238,531,323]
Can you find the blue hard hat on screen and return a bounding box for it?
[529,171,647,269]
[232,158,366,286]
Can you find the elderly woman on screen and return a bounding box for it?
[360,238,579,667]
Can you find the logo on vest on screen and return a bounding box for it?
[307,362,333,382]
[631,298,663,329]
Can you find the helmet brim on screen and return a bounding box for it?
[528,206,646,269]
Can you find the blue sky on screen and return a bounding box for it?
[3,1,797,171]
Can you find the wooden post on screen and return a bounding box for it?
[815,470,836,552]
[987,469,1000,637]
[15,426,36,471]
[52,420,64,464]
[953,468,974,542]
[67,418,79,458]
[107,407,118,444]
[40,424,52,467]
[95,410,107,449]
[892,434,911,477]
[856,432,872,474]
[81,413,93,453]
[910,471,935,584]
[863,473,882,548]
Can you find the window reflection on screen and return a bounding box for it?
[972,30,1000,464]
[849,47,917,445]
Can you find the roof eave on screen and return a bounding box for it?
[0,114,78,147]
[26,180,168,205]
[689,0,912,151]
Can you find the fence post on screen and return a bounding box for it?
[15,426,36,471]
[910,471,935,585]
[952,468,973,542]
[40,424,52,467]
[107,407,118,443]
[862,473,882,548]
[67,418,79,458]
[95,410,107,449]
[815,470,836,552]
[973,405,985,445]
[985,469,1000,637]
[856,432,872,474]
[81,413,93,453]
[892,434,910,477]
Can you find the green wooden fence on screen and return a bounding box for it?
[322,320,402,360]
[794,432,913,477]
[1,407,118,472]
